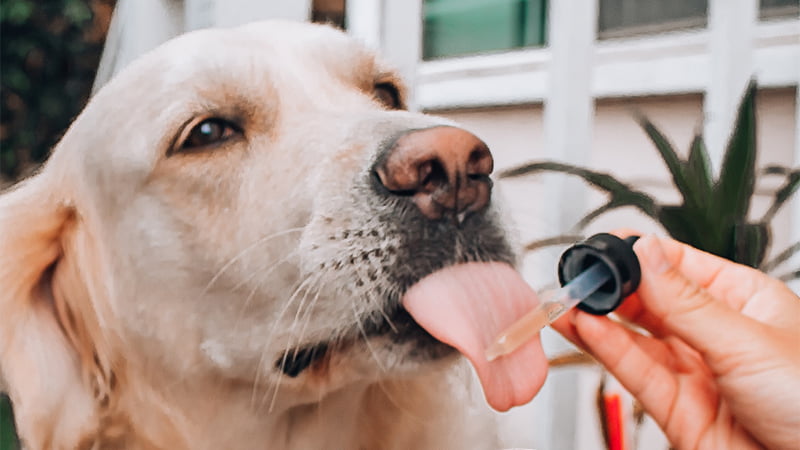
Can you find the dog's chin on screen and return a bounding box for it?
[276,308,455,379]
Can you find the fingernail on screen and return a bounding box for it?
[635,234,671,274]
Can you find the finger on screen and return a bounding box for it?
[643,236,785,312]
[553,308,681,372]
[550,308,587,349]
[613,292,671,338]
[606,230,683,336]
[655,236,800,328]
[610,230,782,313]
[571,311,679,426]
[632,234,767,370]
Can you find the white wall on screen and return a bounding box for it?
[94,0,313,89]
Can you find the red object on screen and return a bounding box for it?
[604,394,625,450]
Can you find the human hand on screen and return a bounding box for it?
[552,234,800,450]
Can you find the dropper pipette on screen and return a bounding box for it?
[485,262,611,361]
[485,233,641,362]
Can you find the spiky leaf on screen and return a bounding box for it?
[524,234,585,252]
[732,222,769,268]
[638,117,702,209]
[499,162,659,219]
[657,205,714,253]
[0,393,18,450]
[762,165,792,176]
[762,169,800,223]
[573,201,622,231]
[762,241,800,273]
[684,135,714,208]
[777,269,800,283]
[714,80,758,224]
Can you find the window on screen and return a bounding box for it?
[312,0,346,29]
[422,0,547,60]
[598,0,707,39]
[760,0,799,19]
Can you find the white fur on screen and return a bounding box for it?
[0,21,502,449]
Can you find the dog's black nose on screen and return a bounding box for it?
[374,126,493,221]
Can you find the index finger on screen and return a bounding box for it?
[611,232,795,332]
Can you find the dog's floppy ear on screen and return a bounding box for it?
[0,171,117,448]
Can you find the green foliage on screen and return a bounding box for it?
[501,81,799,276]
[0,394,18,450]
[0,0,112,181]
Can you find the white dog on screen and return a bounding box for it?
[0,20,515,449]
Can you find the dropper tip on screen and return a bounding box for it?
[484,337,509,362]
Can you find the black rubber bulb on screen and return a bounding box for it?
[557,233,641,315]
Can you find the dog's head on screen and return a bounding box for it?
[0,20,512,447]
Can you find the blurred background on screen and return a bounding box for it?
[1,1,798,449]
[1,0,115,183]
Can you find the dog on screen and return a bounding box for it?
[0,20,516,449]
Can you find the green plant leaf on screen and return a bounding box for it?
[0,393,19,450]
[657,205,717,254]
[523,234,585,252]
[776,269,800,283]
[762,165,792,176]
[499,161,659,218]
[762,241,800,273]
[762,168,800,223]
[572,192,660,231]
[684,134,714,208]
[662,202,734,258]
[573,201,621,231]
[714,80,758,225]
[0,0,34,25]
[732,222,769,268]
[64,0,92,23]
[638,116,702,209]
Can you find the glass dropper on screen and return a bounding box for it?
[485,233,641,362]
[485,262,612,361]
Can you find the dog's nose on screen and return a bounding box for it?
[375,126,494,221]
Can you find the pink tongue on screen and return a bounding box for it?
[402,262,547,411]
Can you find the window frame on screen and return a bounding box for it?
[414,17,798,111]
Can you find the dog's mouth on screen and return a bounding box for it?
[276,342,331,378]
[276,199,515,378]
[275,306,450,378]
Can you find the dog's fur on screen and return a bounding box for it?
[0,21,515,449]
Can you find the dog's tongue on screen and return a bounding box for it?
[402,262,547,411]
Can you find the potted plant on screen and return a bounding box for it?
[501,80,798,450]
[500,81,799,281]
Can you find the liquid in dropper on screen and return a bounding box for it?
[485,262,611,361]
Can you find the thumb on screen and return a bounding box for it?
[633,235,762,368]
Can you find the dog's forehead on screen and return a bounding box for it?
[148,20,379,88]
[64,20,394,200]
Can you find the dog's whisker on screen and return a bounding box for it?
[375,301,398,334]
[284,274,322,338]
[290,285,324,361]
[231,246,300,292]
[264,348,290,413]
[250,272,322,407]
[232,247,302,332]
[249,274,309,406]
[202,227,304,294]
[288,276,319,332]
[351,304,387,373]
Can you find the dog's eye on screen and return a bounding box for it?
[374,83,402,109]
[181,118,239,150]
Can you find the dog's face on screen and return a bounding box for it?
[1,20,513,432]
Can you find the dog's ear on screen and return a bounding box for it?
[0,172,116,448]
